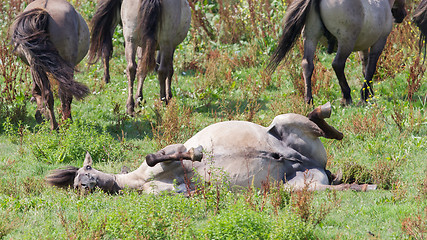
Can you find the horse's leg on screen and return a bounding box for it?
[157,47,174,103]
[302,39,318,104]
[145,144,203,167]
[360,37,388,102]
[301,8,322,104]
[358,50,369,78]
[45,89,58,130]
[31,76,58,130]
[125,41,137,116]
[58,86,73,122]
[32,83,45,124]
[332,45,354,105]
[136,46,147,107]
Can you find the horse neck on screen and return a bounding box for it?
[114,165,147,190]
[94,170,121,193]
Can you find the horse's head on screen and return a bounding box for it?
[46,152,120,194]
[73,152,98,192]
[392,0,407,23]
[73,152,120,193]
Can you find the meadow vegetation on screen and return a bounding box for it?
[0,0,426,239]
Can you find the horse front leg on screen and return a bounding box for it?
[332,45,353,105]
[360,37,387,102]
[125,43,137,116]
[358,49,369,78]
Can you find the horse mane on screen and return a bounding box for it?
[88,0,122,64]
[138,0,162,73]
[414,0,427,58]
[10,8,89,100]
[267,0,313,72]
[45,166,79,188]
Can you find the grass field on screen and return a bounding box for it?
[0,0,426,239]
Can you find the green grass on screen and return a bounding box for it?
[1,0,426,239]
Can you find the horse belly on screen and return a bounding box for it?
[353,4,393,50]
[158,0,191,47]
[184,121,286,188]
[321,0,393,51]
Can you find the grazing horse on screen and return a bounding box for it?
[88,0,191,116]
[267,0,407,105]
[414,0,427,55]
[47,103,376,194]
[10,0,90,130]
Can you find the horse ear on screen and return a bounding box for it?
[267,125,282,140]
[83,152,93,166]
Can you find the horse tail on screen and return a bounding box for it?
[414,0,427,58]
[88,0,122,64]
[267,0,314,72]
[138,0,162,73]
[10,8,89,100]
[46,166,79,188]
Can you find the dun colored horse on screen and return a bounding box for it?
[268,0,407,105]
[88,0,191,116]
[10,0,90,130]
[47,103,376,194]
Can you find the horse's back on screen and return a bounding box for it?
[319,0,393,50]
[24,0,89,65]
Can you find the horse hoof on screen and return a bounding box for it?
[188,146,203,162]
[340,98,352,106]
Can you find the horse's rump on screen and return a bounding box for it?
[138,0,162,73]
[11,8,89,100]
[88,0,122,64]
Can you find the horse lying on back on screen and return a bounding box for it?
[47,103,376,194]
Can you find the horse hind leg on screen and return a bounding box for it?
[157,48,174,103]
[125,42,137,116]
[302,39,318,104]
[31,68,58,130]
[332,45,353,105]
[59,86,73,122]
[136,47,148,107]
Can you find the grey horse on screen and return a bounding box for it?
[47,103,376,194]
[267,0,407,105]
[10,0,89,130]
[88,0,191,115]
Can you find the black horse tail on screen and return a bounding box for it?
[46,166,79,188]
[138,0,161,73]
[88,0,122,64]
[267,0,314,73]
[414,0,427,58]
[10,8,89,100]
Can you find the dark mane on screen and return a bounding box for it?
[45,166,79,188]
